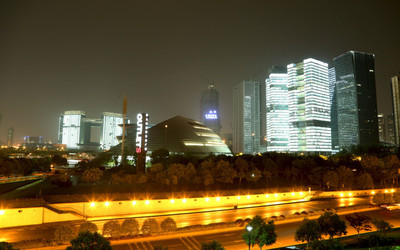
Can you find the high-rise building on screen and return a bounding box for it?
[329,67,339,151]
[7,127,14,147]
[332,51,379,148]
[265,67,289,152]
[101,112,125,150]
[377,113,386,142]
[387,114,396,145]
[287,58,331,153]
[58,110,85,149]
[391,74,400,146]
[200,84,222,135]
[233,80,261,154]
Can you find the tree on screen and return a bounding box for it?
[356,173,374,189]
[160,217,177,232]
[345,213,372,237]
[309,238,345,250]
[121,218,140,236]
[372,218,393,235]
[323,171,339,190]
[235,157,249,184]
[66,231,111,250]
[52,154,68,167]
[81,168,103,183]
[246,168,262,183]
[201,240,225,250]
[0,242,17,250]
[241,215,277,250]
[213,160,237,184]
[317,211,347,239]
[151,148,169,164]
[79,222,98,233]
[102,220,121,238]
[141,218,160,235]
[294,218,322,250]
[153,246,169,250]
[336,166,354,189]
[54,225,76,243]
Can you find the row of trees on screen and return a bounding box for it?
[0,157,51,177]
[243,212,393,250]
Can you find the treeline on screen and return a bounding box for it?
[103,150,400,191]
[0,155,67,177]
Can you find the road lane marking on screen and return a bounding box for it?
[128,243,134,250]
[189,236,200,246]
[134,242,140,249]
[144,241,153,249]
[179,237,193,249]
[185,237,199,249]
[140,241,148,250]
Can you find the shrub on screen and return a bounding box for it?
[160,217,177,232]
[54,225,76,243]
[0,242,18,250]
[102,220,121,238]
[121,218,140,236]
[66,231,111,250]
[79,222,98,233]
[141,218,160,235]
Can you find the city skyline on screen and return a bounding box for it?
[1,0,399,144]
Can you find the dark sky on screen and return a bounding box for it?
[1,0,399,144]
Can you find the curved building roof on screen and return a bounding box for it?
[148,116,231,156]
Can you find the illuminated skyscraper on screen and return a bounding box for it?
[200,84,222,135]
[7,127,14,147]
[58,110,85,149]
[287,58,331,153]
[377,113,386,142]
[233,81,260,154]
[332,51,379,148]
[266,67,289,152]
[100,112,125,150]
[391,74,400,145]
[387,114,396,145]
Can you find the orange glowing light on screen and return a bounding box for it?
[265,194,269,198]
[349,193,352,196]
[105,202,110,206]
[90,202,95,207]
[247,195,250,199]
[371,191,375,194]
[385,190,388,193]
[274,193,278,197]
[132,201,137,205]
[0,210,4,215]
[216,197,221,202]
[391,189,395,193]
[292,192,295,196]
[170,199,175,204]
[237,196,241,200]
[205,197,210,202]
[340,193,344,197]
[182,199,187,203]
[145,200,150,205]
[300,192,303,195]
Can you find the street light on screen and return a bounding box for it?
[246,225,252,250]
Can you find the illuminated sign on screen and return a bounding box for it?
[205,110,218,120]
[136,113,149,153]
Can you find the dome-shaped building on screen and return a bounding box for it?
[148,116,231,157]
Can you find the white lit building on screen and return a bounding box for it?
[100,112,125,150]
[287,58,331,153]
[266,73,289,152]
[233,80,261,154]
[58,110,85,149]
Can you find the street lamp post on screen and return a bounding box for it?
[246,225,252,250]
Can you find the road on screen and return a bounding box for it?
[110,209,400,250]
[0,196,371,243]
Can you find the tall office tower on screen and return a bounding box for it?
[58,110,85,149]
[233,81,261,154]
[391,74,400,146]
[200,84,222,135]
[287,58,331,153]
[329,67,339,151]
[377,114,386,142]
[100,112,125,150]
[333,51,379,148]
[386,114,396,144]
[7,127,14,147]
[265,67,289,152]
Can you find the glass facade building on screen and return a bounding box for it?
[287,58,331,153]
[58,110,85,149]
[266,73,289,152]
[100,112,124,150]
[200,84,222,135]
[391,74,400,146]
[333,51,379,148]
[233,81,260,154]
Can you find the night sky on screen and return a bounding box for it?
[1,0,399,144]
